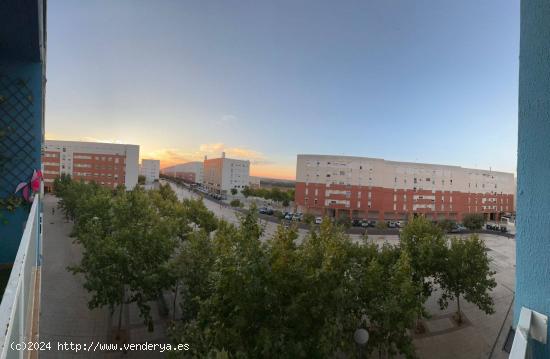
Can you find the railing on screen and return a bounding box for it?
[510,307,548,359]
[0,197,41,359]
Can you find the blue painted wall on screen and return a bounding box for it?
[515,0,550,356]
[0,61,43,264]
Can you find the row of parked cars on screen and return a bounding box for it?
[486,224,508,233]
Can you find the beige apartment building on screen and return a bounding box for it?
[295,154,515,222]
[203,152,250,195]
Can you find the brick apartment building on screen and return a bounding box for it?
[42,140,140,191]
[295,154,515,222]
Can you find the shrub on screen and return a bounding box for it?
[336,216,351,229]
[437,219,455,233]
[376,221,388,230]
[230,199,241,207]
[462,213,484,231]
[302,213,315,225]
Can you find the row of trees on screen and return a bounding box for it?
[170,213,496,358]
[240,186,295,206]
[54,177,496,358]
[53,175,218,334]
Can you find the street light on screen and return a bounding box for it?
[354,328,369,358]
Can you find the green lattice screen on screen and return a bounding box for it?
[0,73,36,197]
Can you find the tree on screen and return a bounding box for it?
[230,199,241,207]
[241,186,251,198]
[462,213,485,231]
[355,247,421,358]
[437,235,497,324]
[399,217,447,330]
[60,178,180,334]
[230,188,238,196]
[168,215,422,358]
[138,175,146,185]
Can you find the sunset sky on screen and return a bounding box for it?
[46,0,519,180]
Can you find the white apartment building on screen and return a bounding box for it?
[43,140,140,190]
[203,152,250,195]
[140,159,160,183]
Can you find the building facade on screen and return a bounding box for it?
[249,176,261,189]
[295,154,515,222]
[203,153,250,195]
[42,140,140,191]
[140,159,160,183]
[162,161,204,184]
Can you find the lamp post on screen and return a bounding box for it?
[354,328,369,358]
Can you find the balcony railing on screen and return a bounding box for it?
[510,307,548,359]
[0,196,41,359]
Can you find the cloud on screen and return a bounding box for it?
[143,142,272,168]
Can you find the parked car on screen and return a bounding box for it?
[284,212,293,220]
[362,220,376,228]
[352,219,363,227]
[292,213,302,221]
[395,221,406,228]
[315,216,323,225]
[387,221,397,228]
[450,224,467,233]
[259,207,268,214]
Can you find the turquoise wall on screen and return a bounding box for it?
[0,61,43,264]
[515,0,550,356]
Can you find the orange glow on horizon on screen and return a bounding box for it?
[157,158,295,181]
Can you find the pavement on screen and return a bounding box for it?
[40,194,110,358]
[40,195,170,358]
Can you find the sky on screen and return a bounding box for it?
[45,0,520,180]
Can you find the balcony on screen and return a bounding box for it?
[0,197,41,358]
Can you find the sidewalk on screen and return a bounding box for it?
[40,195,170,358]
[40,194,110,358]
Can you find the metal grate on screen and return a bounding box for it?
[0,73,36,197]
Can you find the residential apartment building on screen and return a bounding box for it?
[203,153,250,195]
[140,159,160,183]
[249,176,262,189]
[161,161,204,184]
[295,154,515,222]
[42,140,140,191]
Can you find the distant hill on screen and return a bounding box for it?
[259,177,295,189]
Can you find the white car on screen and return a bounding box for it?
[315,217,323,225]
